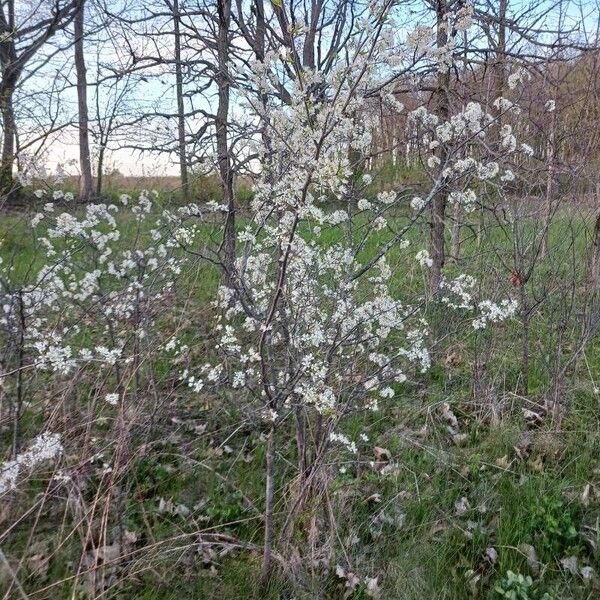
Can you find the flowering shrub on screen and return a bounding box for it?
[0,2,534,593]
[163,3,524,581]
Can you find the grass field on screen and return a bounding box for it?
[1,194,600,599]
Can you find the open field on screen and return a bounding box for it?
[1,192,600,599]
[3,1,600,597]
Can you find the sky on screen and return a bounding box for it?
[13,0,600,180]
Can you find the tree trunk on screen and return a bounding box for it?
[261,424,276,585]
[429,0,450,295]
[492,0,508,145]
[216,0,235,285]
[0,84,17,197]
[96,144,105,196]
[590,193,600,291]
[542,107,557,257]
[451,201,461,262]
[173,0,189,201]
[74,1,93,202]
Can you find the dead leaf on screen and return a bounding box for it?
[514,435,532,460]
[581,566,595,582]
[454,496,470,516]
[175,503,191,518]
[445,347,461,367]
[464,569,481,597]
[528,455,544,472]
[522,408,543,427]
[365,576,381,598]
[374,447,390,464]
[452,433,468,446]
[485,547,498,564]
[429,520,450,536]
[158,497,174,514]
[560,555,579,575]
[373,446,392,471]
[496,455,512,470]
[441,402,459,429]
[518,543,540,576]
[124,529,138,545]
[582,483,591,508]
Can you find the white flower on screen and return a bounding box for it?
[232,371,246,388]
[411,196,425,211]
[415,249,433,268]
[507,68,527,89]
[377,191,396,205]
[477,162,499,180]
[473,298,518,329]
[427,155,441,169]
[0,433,62,494]
[30,213,44,228]
[520,143,534,157]
[380,387,394,399]
[373,216,387,231]
[105,393,119,405]
[545,99,556,112]
[329,432,357,453]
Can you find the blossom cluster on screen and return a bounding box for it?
[0,433,62,494]
[0,191,190,382]
[439,275,517,329]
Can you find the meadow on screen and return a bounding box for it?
[1,186,599,600]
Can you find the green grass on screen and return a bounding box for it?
[1,199,600,599]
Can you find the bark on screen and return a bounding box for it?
[216,0,235,284]
[429,0,450,295]
[172,0,189,201]
[450,31,470,262]
[302,0,321,70]
[590,193,600,291]
[74,1,93,201]
[519,283,530,395]
[0,0,17,197]
[492,0,508,145]
[96,144,105,196]
[542,106,557,257]
[254,0,266,62]
[451,201,461,262]
[0,84,16,197]
[260,424,276,584]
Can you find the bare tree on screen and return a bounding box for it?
[168,0,190,200]
[216,0,235,281]
[0,0,82,198]
[74,0,93,200]
[429,0,452,295]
